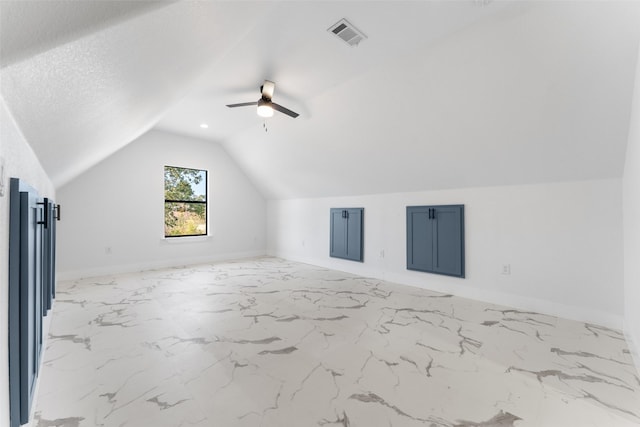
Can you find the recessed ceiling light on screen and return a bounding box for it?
[200,123,209,129]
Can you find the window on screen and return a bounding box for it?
[164,166,207,237]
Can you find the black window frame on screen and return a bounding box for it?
[164,165,208,238]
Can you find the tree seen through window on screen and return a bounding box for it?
[164,166,207,237]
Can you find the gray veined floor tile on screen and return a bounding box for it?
[30,257,640,427]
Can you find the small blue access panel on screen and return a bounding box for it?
[330,208,364,262]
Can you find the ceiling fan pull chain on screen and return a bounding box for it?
[263,121,268,132]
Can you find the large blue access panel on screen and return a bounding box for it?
[407,205,465,278]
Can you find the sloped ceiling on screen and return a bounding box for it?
[1,1,640,199]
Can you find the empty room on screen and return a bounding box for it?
[2,1,640,426]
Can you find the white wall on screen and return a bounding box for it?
[623,43,640,372]
[0,97,56,427]
[57,129,266,279]
[268,179,624,329]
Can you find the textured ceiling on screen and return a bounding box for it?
[1,1,639,198]
[0,1,171,68]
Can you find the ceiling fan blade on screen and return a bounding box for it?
[226,102,257,108]
[261,80,275,100]
[272,102,299,118]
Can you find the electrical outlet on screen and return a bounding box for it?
[379,249,385,259]
[501,264,511,275]
[105,247,112,255]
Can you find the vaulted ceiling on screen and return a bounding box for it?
[2,1,639,199]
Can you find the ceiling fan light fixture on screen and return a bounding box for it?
[227,80,298,118]
[257,99,274,118]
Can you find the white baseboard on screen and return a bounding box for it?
[56,250,266,281]
[270,251,624,331]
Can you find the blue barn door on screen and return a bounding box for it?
[21,188,43,421]
[9,178,53,426]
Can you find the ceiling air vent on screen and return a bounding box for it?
[328,18,367,47]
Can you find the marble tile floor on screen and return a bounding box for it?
[30,257,640,427]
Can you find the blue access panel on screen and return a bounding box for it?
[407,205,464,278]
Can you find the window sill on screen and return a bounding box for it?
[161,235,211,244]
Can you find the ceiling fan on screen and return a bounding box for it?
[226,80,299,119]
